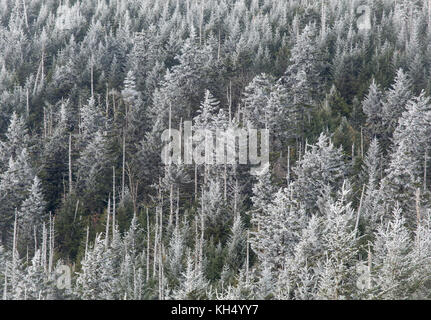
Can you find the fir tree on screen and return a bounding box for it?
[17,176,47,255]
[292,133,347,214]
[362,79,384,139]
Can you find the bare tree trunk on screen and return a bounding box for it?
[122,130,126,200]
[112,91,116,121]
[228,81,232,122]
[176,187,180,230]
[367,242,372,289]
[199,189,204,267]
[112,166,116,238]
[34,226,37,254]
[85,225,89,260]
[73,200,79,223]
[43,107,47,139]
[179,118,183,166]
[416,188,422,226]
[42,223,47,273]
[218,28,221,60]
[204,163,207,185]
[69,133,73,195]
[158,177,163,245]
[22,0,29,28]
[41,49,45,88]
[246,230,249,283]
[224,163,227,201]
[355,185,366,238]
[105,84,109,117]
[199,0,204,45]
[146,208,150,282]
[194,216,199,265]
[287,146,291,187]
[424,148,428,191]
[194,164,198,201]
[48,214,54,274]
[26,88,29,117]
[428,0,431,26]
[33,57,42,95]
[105,197,110,249]
[352,143,355,164]
[153,214,158,278]
[3,266,7,300]
[49,108,53,136]
[159,244,164,300]
[169,184,173,228]
[90,56,94,99]
[12,211,17,263]
[126,163,138,215]
[234,180,238,217]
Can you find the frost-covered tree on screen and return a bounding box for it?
[0,112,30,172]
[283,23,321,139]
[0,149,34,246]
[292,133,347,214]
[284,23,321,105]
[251,168,275,214]
[255,261,274,299]
[225,215,246,272]
[410,211,431,299]
[79,97,106,146]
[16,250,52,300]
[17,176,47,254]
[316,185,358,300]
[150,29,213,133]
[250,187,307,273]
[75,234,118,300]
[276,215,322,300]
[242,73,274,128]
[200,179,229,242]
[362,79,384,139]
[194,90,227,130]
[171,253,210,300]
[1,0,431,301]
[77,130,111,210]
[406,20,426,94]
[371,205,414,299]
[382,92,431,215]
[167,226,185,282]
[382,69,412,141]
[122,70,149,143]
[359,138,386,234]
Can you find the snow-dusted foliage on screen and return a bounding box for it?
[1,0,431,300]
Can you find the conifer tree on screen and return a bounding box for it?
[382,92,431,215]
[225,215,246,272]
[362,79,384,139]
[0,149,34,246]
[317,184,358,300]
[250,187,307,273]
[292,133,347,214]
[382,69,412,142]
[0,112,30,172]
[371,205,414,299]
[171,253,210,300]
[17,176,47,254]
[361,138,385,234]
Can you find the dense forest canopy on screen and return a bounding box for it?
[0,0,431,300]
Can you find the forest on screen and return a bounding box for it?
[0,0,431,300]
